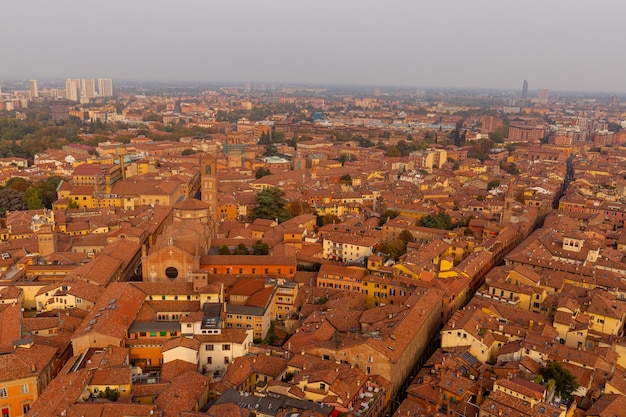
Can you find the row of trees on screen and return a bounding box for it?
[218,241,270,256]
[0,176,63,216]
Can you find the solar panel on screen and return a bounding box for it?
[461,351,478,366]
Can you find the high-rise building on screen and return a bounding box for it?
[522,80,528,98]
[81,79,96,101]
[29,79,39,98]
[98,78,113,97]
[65,78,80,102]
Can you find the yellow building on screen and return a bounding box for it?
[127,323,182,368]
[585,293,626,336]
[0,304,57,417]
[86,368,132,400]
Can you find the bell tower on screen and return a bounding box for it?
[201,153,218,236]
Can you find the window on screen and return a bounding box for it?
[224,357,230,364]
[1,407,8,417]
[207,357,212,364]
[23,404,31,414]
[0,388,6,398]
[320,383,326,390]
[21,384,29,393]
[222,344,231,350]
[206,344,214,351]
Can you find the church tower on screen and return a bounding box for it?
[201,153,218,236]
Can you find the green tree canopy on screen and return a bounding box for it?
[252,187,292,223]
[535,361,578,400]
[491,125,509,142]
[218,245,230,255]
[487,180,500,190]
[255,167,272,179]
[377,238,407,261]
[24,188,44,210]
[398,229,415,244]
[0,188,27,216]
[378,210,400,227]
[234,243,249,255]
[418,211,455,230]
[252,240,270,255]
[6,177,30,193]
[264,144,278,157]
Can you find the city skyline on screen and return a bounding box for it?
[1,1,626,93]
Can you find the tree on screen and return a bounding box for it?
[24,188,44,210]
[377,238,407,261]
[252,187,292,223]
[379,210,400,227]
[259,131,272,145]
[491,125,509,142]
[104,387,119,402]
[6,177,30,193]
[418,211,454,230]
[338,153,356,164]
[219,245,231,255]
[398,229,414,244]
[252,240,270,255]
[264,144,278,156]
[0,188,27,216]
[255,167,272,179]
[234,243,249,255]
[468,138,495,162]
[607,122,621,133]
[487,180,500,190]
[535,361,578,400]
[385,146,400,157]
[340,174,352,185]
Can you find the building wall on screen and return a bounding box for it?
[162,347,197,365]
[0,375,39,417]
[72,333,123,355]
[198,335,252,375]
[226,308,271,340]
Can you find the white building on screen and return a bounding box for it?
[29,79,39,98]
[65,78,80,101]
[98,78,113,97]
[322,231,378,264]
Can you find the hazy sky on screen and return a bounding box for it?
[2,0,624,92]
